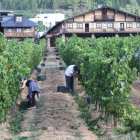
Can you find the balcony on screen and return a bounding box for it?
[4,31,35,38]
[60,27,140,34]
[107,15,115,21]
[94,15,115,21]
[90,28,140,33]
[94,15,102,21]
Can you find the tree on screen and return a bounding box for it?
[37,21,45,31]
[1,0,140,15]
[115,0,120,9]
[29,0,38,11]
[0,2,2,9]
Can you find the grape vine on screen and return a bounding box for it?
[0,35,45,122]
[56,35,140,126]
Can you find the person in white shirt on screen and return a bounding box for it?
[65,65,78,92]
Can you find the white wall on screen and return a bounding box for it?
[29,13,65,28]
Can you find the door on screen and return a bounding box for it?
[85,23,89,32]
[50,37,56,47]
[120,23,124,31]
[102,9,107,20]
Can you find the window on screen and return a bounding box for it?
[126,22,132,28]
[137,22,140,28]
[17,28,22,32]
[77,23,83,29]
[108,22,113,28]
[66,23,73,29]
[7,28,13,32]
[107,15,114,20]
[96,23,102,28]
[15,16,23,22]
[49,22,52,27]
[24,28,30,32]
[102,23,107,28]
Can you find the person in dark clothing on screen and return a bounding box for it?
[65,65,79,92]
[20,78,40,109]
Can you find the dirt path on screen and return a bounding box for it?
[15,47,97,140]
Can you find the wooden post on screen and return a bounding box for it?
[62,34,65,42]
[91,34,95,39]
[115,33,119,37]
[47,37,50,48]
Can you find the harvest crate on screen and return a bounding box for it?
[36,67,41,73]
[57,86,68,93]
[59,62,63,65]
[41,63,45,66]
[43,57,47,61]
[37,75,47,81]
[56,57,60,60]
[59,66,65,70]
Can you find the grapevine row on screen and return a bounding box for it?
[56,35,140,126]
[0,35,45,122]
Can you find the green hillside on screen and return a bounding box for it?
[0,0,140,18]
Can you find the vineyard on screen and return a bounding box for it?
[0,35,45,122]
[1,34,140,139]
[56,35,140,134]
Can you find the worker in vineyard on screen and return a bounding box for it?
[20,78,40,109]
[65,65,79,93]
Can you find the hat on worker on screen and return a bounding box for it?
[19,77,26,81]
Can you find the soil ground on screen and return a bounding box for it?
[131,80,140,109]
[0,47,97,140]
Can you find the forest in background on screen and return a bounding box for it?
[0,0,140,18]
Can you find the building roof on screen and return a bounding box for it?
[47,6,140,34]
[1,16,37,27]
[0,10,13,14]
[67,6,140,21]
[1,16,13,22]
